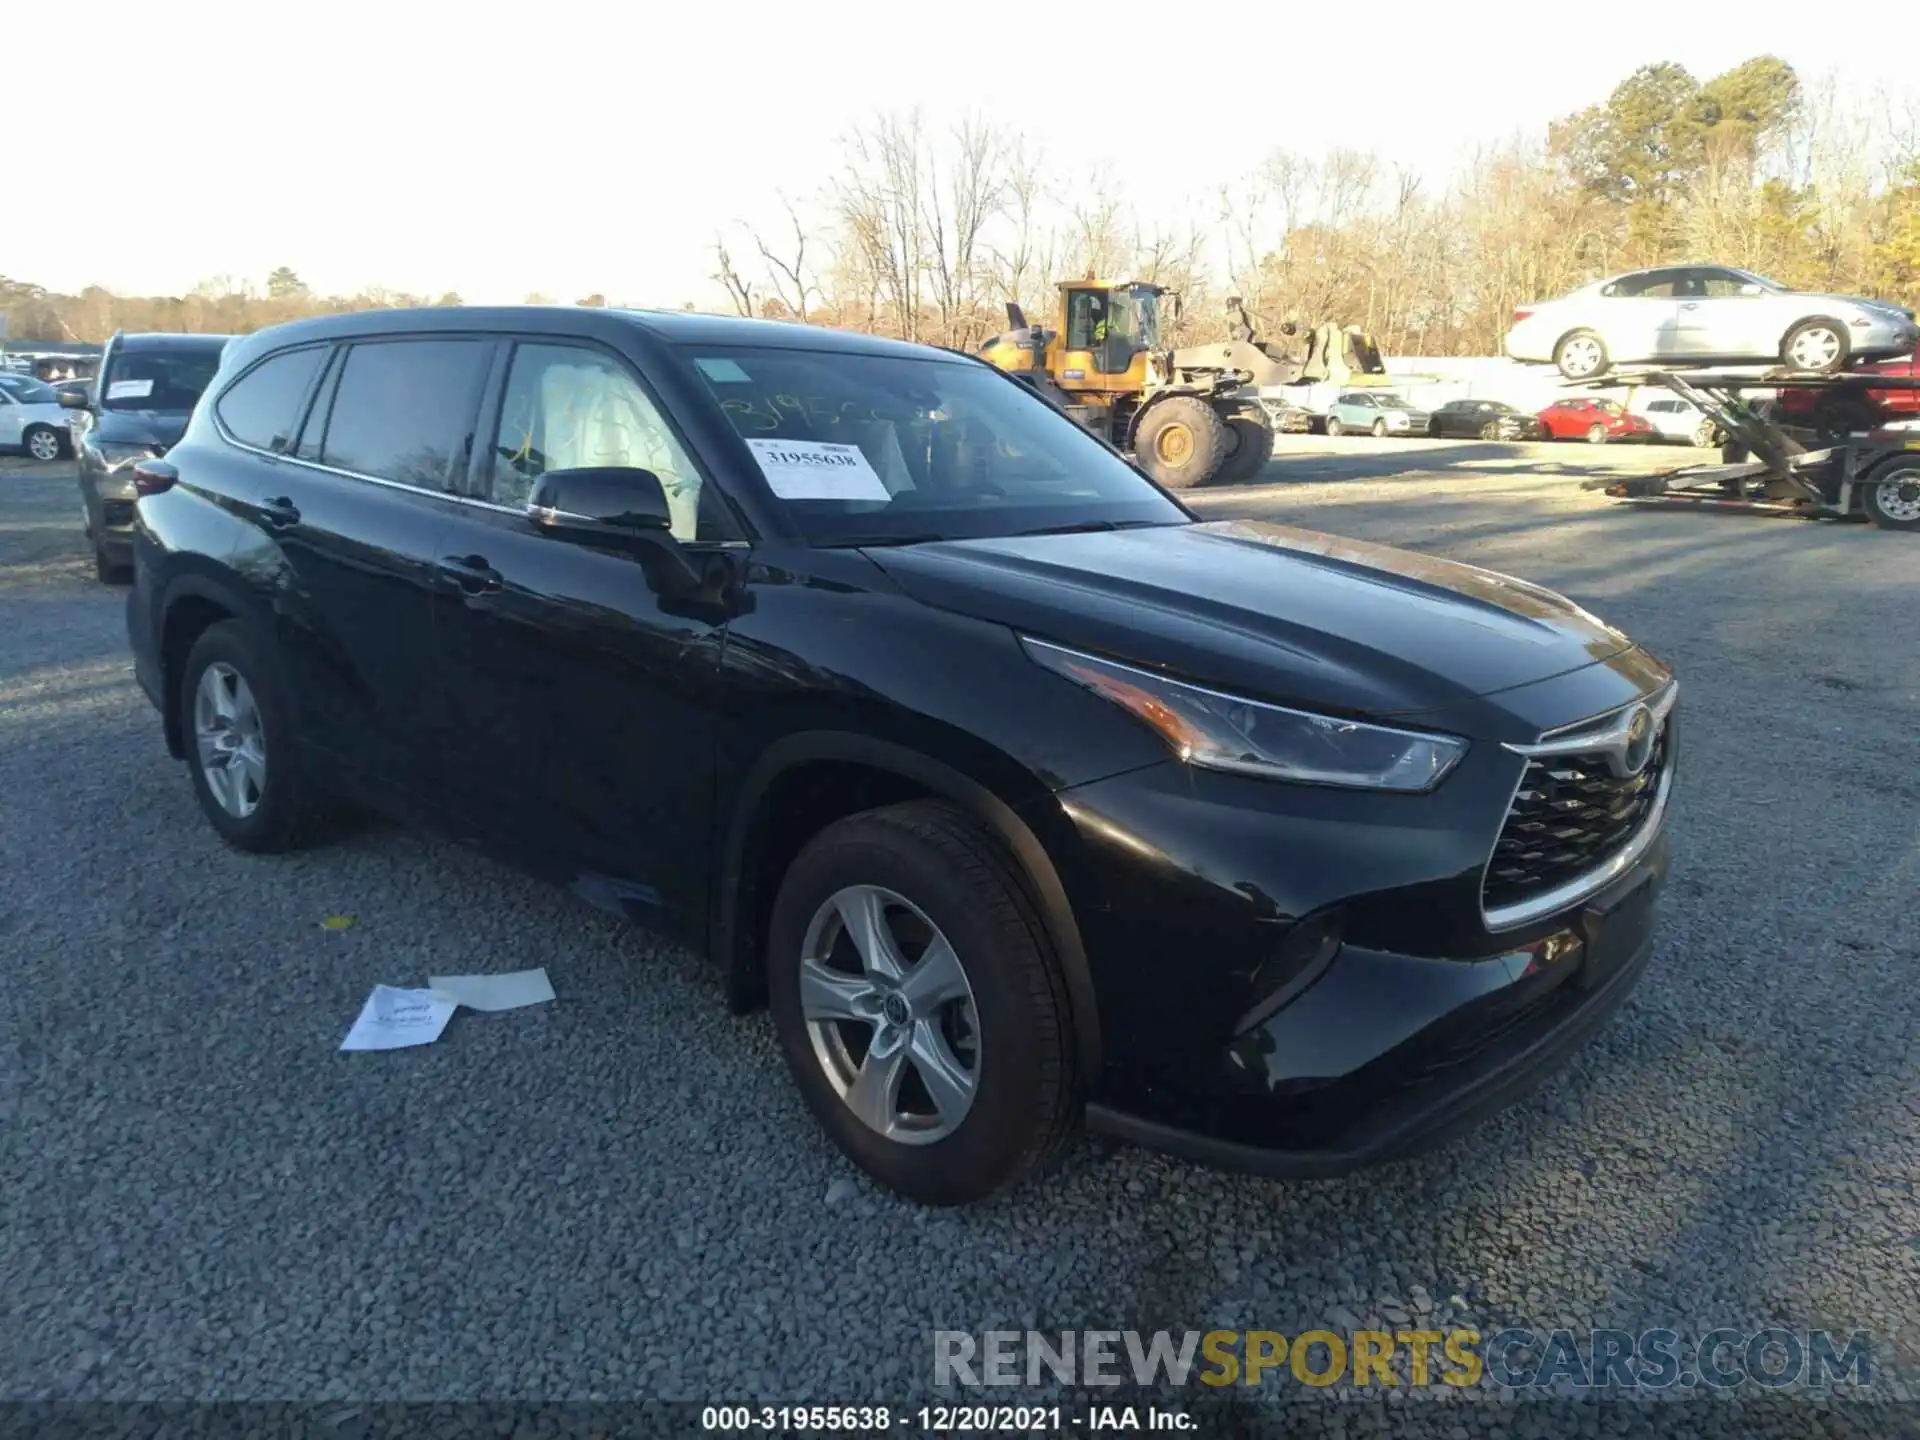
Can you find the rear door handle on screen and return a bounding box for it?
[261,496,300,528]
[438,554,503,594]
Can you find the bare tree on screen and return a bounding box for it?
[751,197,818,323]
[711,239,756,317]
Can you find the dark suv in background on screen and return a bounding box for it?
[125,307,1677,1205]
[66,331,229,580]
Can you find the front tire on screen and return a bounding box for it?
[92,541,129,584]
[1324,415,1344,437]
[1213,404,1275,484]
[1690,419,1721,448]
[1133,396,1227,489]
[767,801,1080,1206]
[1370,419,1388,438]
[1782,319,1849,374]
[1554,330,1609,380]
[1864,461,1920,531]
[25,424,67,462]
[179,621,335,853]
[1586,422,1609,444]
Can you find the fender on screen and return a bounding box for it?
[714,731,1103,1077]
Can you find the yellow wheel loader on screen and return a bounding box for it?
[977,280,1280,489]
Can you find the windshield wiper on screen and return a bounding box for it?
[1011,519,1168,538]
[822,532,948,549]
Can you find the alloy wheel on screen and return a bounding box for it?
[194,662,267,818]
[1787,326,1842,371]
[27,429,61,461]
[798,885,980,1145]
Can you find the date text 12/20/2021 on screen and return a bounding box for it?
[701,1404,1196,1431]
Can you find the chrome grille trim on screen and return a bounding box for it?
[1481,683,1677,933]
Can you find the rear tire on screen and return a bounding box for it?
[178,621,337,853]
[767,801,1081,1206]
[1213,404,1275,485]
[1133,395,1228,490]
[1690,419,1720,448]
[1863,461,1920,531]
[1781,319,1849,374]
[1554,330,1609,381]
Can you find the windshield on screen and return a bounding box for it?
[686,345,1189,546]
[1127,290,1162,350]
[100,345,225,412]
[0,374,56,405]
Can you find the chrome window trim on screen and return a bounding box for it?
[212,426,751,544]
[1481,681,1677,933]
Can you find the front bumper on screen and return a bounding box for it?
[1085,831,1665,1177]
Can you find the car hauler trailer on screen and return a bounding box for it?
[1576,369,1920,532]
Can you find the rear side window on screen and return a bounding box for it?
[317,339,489,492]
[215,347,325,453]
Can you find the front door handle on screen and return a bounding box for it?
[438,554,503,594]
[261,496,300,528]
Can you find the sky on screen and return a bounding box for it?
[14,0,1916,309]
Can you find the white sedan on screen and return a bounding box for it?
[0,373,74,462]
[1507,265,1919,381]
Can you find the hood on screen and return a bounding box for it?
[89,409,191,450]
[867,520,1635,723]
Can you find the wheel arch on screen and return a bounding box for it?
[714,732,1103,1076]
[1780,314,1851,363]
[154,569,271,760]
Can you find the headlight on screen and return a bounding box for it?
[1022,638,1468,792]
[89,440,157,471]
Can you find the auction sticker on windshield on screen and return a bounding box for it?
[745,438,890,501]
[106,379,154,401]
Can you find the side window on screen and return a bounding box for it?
[318,339,489,492]
[1695,269,1748,297]
[488,342,725,542]
[215,347,324,453]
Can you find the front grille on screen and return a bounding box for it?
[102,499,135,528]
[1484,726,1669,915]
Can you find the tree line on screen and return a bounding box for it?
[6,56,1917,359]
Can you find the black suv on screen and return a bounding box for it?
[126,308,1676,1204]
[67,331,230,581]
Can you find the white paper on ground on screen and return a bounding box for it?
[340,985,457,1051]
[744,438,890,502]
[106,378,154,401]
[426,967,556,1012]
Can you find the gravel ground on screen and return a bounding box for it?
[3,442,1918,1435]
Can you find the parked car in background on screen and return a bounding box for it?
[1425,399,1546,441]
[1537,398,1656,444]
[0,372,74,461]
[1632,395,1724,447]
[1506,265,1920,380]
[70,332,230,581]
[1774,355,1920,440]
[1258,398,1316,434]
[125,305,1677,1205]
[1323,391,1430,437]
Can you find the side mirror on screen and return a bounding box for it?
[56,385,90,410]
[525,465,707,594]
[1738,283,1763,296]
[526,465,673,534]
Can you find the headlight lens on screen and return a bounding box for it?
[1022,638,1468,791]
[90,440,158,471]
